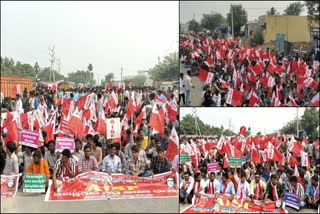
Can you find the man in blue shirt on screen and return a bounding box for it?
[101,144,121,175]
[33,92,40,110]
[215,173,235,201]
[305,175,319,209]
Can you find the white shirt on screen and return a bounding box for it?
[180,78,185,94]
[15,99,23,113]
[213,94,221,106]
[205,179,220,194]
[234,174,251,198]
[180,176,195,194]
[184,75,193,91]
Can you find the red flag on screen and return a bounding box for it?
[251,147,261,164]
[240,126,246,138]
[267,61,277,75]
[12,84,21,97]
[149,104,164,135]
[126,96,136,119]
[51,85,57,92]
[198,69,214,83]
[67,111,85,137]
[42,120,55,142]
[219,79,229,88]
[76,96,89,110]
[226,89,244,106]
[223,154,229,168]
[5,120,19,144]
[167,100,178,122]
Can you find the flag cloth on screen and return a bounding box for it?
[165,127,179,162]
[149,104,164,135]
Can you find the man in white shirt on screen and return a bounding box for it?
[191,172,205,204]
[3,142,19,175]
[184,70,194,106]
[15,94,24,113]
[180,172,194,204]
[205,172,220,195]
[230,169,251,202]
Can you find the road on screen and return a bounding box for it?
[1,192,178,213]
[180,202,318,213]
[180,63,203,107]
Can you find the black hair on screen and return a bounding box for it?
[289,176,298,183]
[110,144,117,150]
[271,174,277,180]
[240,172,246,178]
[86,134,93,140]
[61,149,71,158]
[194,172,201,180]
[312,175,319,182]
[75,138,82,144]
[6,142,16,153]
[93,134,100,145]
[210,172,215,176]
[131,145,140,153]
[222,173,228,179]
[33,150,42,159]
[84,144,91,151]
[113,142,121,150]
[47,140,55,146]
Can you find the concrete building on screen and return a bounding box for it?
[262,15,319,43]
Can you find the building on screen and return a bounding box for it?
[244,20,262,39]
[262,15,319,43]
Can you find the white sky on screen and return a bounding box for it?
[1,1,178,83]
[180,1,308,24]
[180,107,319,136]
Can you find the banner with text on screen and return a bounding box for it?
[207,162,219,172]
[1,174,21,198]
[284,191,300,210]
[180,154,191,162]
[23,174,46,193]
[56,137,75,152]
[106,118,121,139]
[228,157,242,168]
[181,193,286,213]
[21,129,39,148]
[45,171,178,201]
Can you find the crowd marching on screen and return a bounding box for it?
[179,32,320,107]
[179,127,320,210]
[0,82,180,192]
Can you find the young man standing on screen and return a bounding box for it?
[3,142,19,175]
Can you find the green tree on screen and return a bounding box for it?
[300,108,319,138]
[266,7,280,15]
[200,12,225,31]
[38,67,64,81]
[87,64,93,72]
[0,57,37,81]
[148,52,178,82]
[305,1,319,22]
[227,4,248,37]
[123,75,146,87]
[280,120,298,135]
[284,1,305,15]
[66,70,95,85]
[104,73,114,83]
[188,19,202,33]
[253,31,264,45]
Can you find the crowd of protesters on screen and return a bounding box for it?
[0,83,180,193]
[179,32,319,107]
[179,133,320,210]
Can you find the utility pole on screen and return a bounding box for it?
[158,56,160,65]
[296,108,299,136]
[192,108,201,136]
[48,45,56,82]
[231,3,234,37]
[121,67,123,83]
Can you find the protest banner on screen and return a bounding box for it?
[21,129,39,148]
[228,157,242,168]
[59,119,74,137]
[45,171,178,201]
[23,174,46,193]
[56,137,75,152]
[207,162,219,172]
[242,156,248,163]
[106,118,120,139]
[1,174,21,198]
[181,193,287,213]
[180,154,191,162]
[284,191,300,210]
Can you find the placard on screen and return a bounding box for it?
[228,157,242,168]
[242,156,248,163]
[180,154,191,162]
[23,174,46,193]
[21,129,40,148]
[284,191,299,210]
[106,118,120,139]
[207,162,219,172]
[1,174,21,198]
[56,137,75,152]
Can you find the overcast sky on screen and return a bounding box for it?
[180,1,308,24]
[180,107,319,136]
[1,1,178,83]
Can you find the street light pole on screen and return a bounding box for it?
[121,67,123,82]
[34,62,39,88]
[231,3,234,37]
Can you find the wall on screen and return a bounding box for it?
[264,15,311,43]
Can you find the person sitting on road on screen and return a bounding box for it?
[249,172,266,202]
[77,144,98,174]
[288,175,305,208]
[305,175,320,209]
[52,149,76,192]
[101,144,121,175]
[261,174,285,209]
[125,145,151,177]
[150,148,171,176]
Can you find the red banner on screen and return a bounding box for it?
[181,193,287,213]
[45,171,178,201]
[1,174,21,198]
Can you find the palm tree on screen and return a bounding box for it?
[266,7,280,15]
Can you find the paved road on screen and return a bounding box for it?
[180,202,317,213]
[1,192,178,213]
[180,63,203,107]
